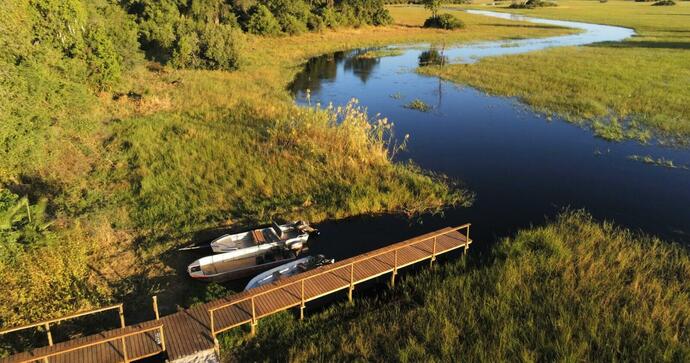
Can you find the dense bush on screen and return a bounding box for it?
[423,13,465,29]
[246,4,283,36]
[652,0,676,5]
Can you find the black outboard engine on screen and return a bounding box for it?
[314,254,335,267]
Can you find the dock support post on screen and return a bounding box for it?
[45,323,53,346]
[464,225,471,254]
[300,279,305,320]
[118,304,126,328]
[250,297,257,336]
[121,336,129,363]
[430,236,437,267]
[390,250,398,288]
[158,325,167,352]
[152,296,160,320]
[348,263,355,303]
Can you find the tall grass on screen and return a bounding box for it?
[221,211,690,361]
[110,100,469,252]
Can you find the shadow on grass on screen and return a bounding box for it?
[590,40,690,49]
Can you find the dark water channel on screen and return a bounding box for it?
[289,11,690,261]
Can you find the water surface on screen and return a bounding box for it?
[290,11,689,260]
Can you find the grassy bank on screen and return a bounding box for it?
[221,211,690,361]
[420,0,690,145]
[0,3,574,339]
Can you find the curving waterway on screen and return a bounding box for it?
[289,11,690,260]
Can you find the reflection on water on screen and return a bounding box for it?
[288,11,689,259]
[419,48,448,67]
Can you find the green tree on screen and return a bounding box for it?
[423,0,442,18]
[246,4,282,35]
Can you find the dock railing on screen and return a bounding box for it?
[15,324,166,363]
[208,223,470,341]
[0,304,126,348]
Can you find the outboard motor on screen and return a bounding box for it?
[314,254,335,267]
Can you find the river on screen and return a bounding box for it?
[290,10,690,260]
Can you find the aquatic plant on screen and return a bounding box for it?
[357,49,404,59]
[628,155,689,170]
[404,99,432,112]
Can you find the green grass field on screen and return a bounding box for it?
[0,4,571,336]
[421,0,690,144]
[220,211,690,361]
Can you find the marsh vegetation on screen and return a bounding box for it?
[220,212,690,361]
[427,0,690,145]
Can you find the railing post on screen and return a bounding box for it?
[464,224,471,254]
[391,250,398,288]
[348,263,354,303]
[250,297,257,336]
[121,336,129,363]
[209,309,215,339]
[300,279,305,320]
[152,296,160,320]
[210,308,219,355]
[45,322,53,346]
[430,236,437,267]
[118,305,126,328]
[159,325,166,352]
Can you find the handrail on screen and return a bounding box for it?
[210,223,470,311]
[208,224,471,338]
[0,304,126,346]
[16,324,165,363]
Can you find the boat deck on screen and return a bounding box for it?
[2,225,471,363]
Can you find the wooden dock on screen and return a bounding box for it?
[1,224,471,363]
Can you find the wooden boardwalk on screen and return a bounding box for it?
[2,224,471,363]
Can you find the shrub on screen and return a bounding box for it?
[84,24,123,89]
[197,23,245,70]
[246,4,282,36]
[652,0,676,5]
[318,7,342,28]
[423,14,465,30]
[171,22,245,70]
[338,0,393,26]
[278,14,308,35]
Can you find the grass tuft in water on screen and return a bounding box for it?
[628,155,689,170]
[404,99,432,112]
[357,49,404,59]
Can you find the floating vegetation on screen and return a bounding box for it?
[500,42,522,48]
[592,118,652,144]
[627,155,689,170]
[357,49,404,59]
[404,99,432,112]
[390,92,403,100]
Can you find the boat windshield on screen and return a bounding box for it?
[272,222,284,239]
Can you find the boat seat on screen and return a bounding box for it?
[251,229,266,244]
